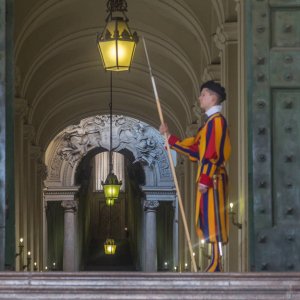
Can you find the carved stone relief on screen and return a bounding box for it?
[56,115,170,176]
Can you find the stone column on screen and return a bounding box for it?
[0,0,6,271]
[61,200,78,272]
[143,200,159,272]
[42,200,48,271]
[36,161,48,270]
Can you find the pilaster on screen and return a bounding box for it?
[0,0,6,270]
[22,124,35,267]
[213,21,241,272]
[235,0,248,272]
[13,97,28,270]
[30,145,43,270]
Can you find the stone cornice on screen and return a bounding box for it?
[142,187,176,195]
[142,187,176,202]
[43,186,80,202]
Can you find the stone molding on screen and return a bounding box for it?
[214,22,238,50]
[0,272,299,299]
[43,187,79,202]
[142,187,176,202]
[202,64,221,82]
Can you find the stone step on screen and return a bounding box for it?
[0,272,299,299]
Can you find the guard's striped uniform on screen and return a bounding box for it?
[168,112,231,244]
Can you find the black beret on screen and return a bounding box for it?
[200,80,226,102]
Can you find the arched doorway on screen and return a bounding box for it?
[44,115,176,271]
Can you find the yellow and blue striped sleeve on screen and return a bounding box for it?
[168,134,200,162]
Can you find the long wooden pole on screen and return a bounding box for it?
[142,37,197,273]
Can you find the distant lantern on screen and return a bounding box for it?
[97,0,138,71]
[104,238,117,255]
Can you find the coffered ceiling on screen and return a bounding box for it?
[14,0,237,150]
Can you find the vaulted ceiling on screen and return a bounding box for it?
[14,0,237,151]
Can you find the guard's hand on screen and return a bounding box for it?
[159,123,170,137]
[199,183,208,194]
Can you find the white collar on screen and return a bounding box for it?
[205,105,222,118]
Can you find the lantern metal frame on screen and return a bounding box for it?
[104,238,117,255]
[97,0,138,71]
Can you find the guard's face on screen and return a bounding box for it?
[198,88,215,111]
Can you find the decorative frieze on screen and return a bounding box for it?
[142,187,176,202]
[43,187,79,202]
[57,115,168,171]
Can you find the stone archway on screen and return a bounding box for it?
[44,115,176,271]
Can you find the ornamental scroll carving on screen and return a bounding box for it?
[57,115,170,173]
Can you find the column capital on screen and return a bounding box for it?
[214,22,238,50]
[144,200,159,212]
[61,200,78,212]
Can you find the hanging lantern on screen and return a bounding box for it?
[104,238,117,255]
[102,172,122,205]
[97,0,138,71]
